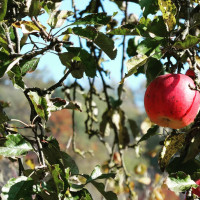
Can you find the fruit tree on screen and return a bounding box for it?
[0,0,200,199]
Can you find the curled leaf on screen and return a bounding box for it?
[120,54,148,84]
[159,133,186,171]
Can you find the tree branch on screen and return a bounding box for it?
[44,68,73,94]
[2,23,15,54]
[32,17,50,40]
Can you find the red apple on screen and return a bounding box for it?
[144,74,200,129]
[192,179,200,197]
[186,69,195,79]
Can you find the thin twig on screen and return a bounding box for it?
[28,35,39,49]
[120,1,128,80]
[72,0,82,48]
[32,123,45,166]
[98,68,111,109]
[44,68,73,94]
[72,80,78,154]
[11,119,30,127]
[32,17,49,40]
[18,158,24,176]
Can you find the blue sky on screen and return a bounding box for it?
[37,0,145,84]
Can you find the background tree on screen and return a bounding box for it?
[0,0,200,199]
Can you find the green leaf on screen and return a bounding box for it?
[42,1,62,14]
[29,0,41,17]
[59,47,98,78]
[173,35,200,49]
[34,179,59,199]
[127,54,148,73]
[120,54,148,84]
[0,134,33,157]
[72,13,115,26]
[138,125,159,144]
[166,172,197,193]
[91,181,118,200]
[50,164,65,194]
[0,34,9,53]
[136,37,164,59]
[79,0,98,14]
[0,0,8,21]
[107,24,140,36]
[158,0,177,31]
[159,133,186,171]
[71,26,96,40]
[139,0,159,17]
[48,10,74,28]
[28,91,50,121]
[71,188,93,200]
[145,58,164,86]
[60,151,79,175]
[20,57,40,76]
[69,165,115,192]
[7,65,25,89]
[63,26,117,60]
[94,31,117,60]
[67,47,97,77]
[127,37,139,57]
[43,137,79,175]
[59,51,84,79]
[1,176,34,200]
[108,17,152,37]
[148,16,168,37]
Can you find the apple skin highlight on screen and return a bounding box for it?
[144,74,200,129]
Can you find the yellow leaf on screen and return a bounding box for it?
[12,21,46,34]
[25,159,35,169]
[158,133,185,171]
[158,0,176,31]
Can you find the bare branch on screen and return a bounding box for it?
[44,68,73,94]
[2,23,15,54]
